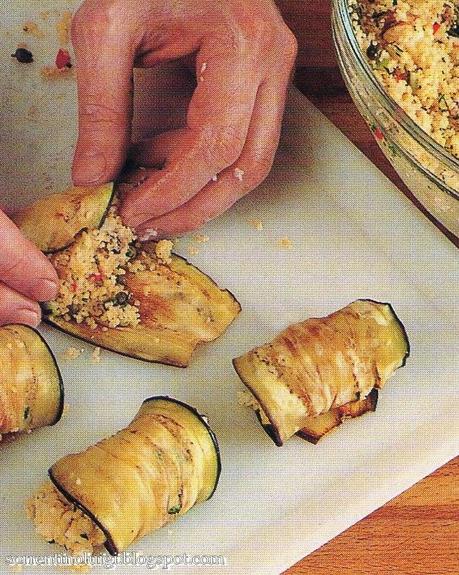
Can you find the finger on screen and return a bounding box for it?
[0,282,41,328]
[120,37,260,228]
[71,2,136,186]
[136,76,290,238]
[0,211,59,301]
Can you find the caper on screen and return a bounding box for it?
[114,291,129,306]
[366,42,381,61]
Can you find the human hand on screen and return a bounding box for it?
[0,209,58,327]
[71,0,297,237]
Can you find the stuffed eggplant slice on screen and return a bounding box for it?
[234,300,409,446]
[27,397,221,556]
[14,185,241,366]
[0,325,64,440]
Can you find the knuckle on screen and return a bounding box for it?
[72,1,126,44]
[80,101,126,128]
[198,126,245,170]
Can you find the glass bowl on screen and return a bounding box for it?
[332,0,459,240]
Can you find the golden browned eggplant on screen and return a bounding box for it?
[296,389,378,444]
[28,397,220,555]
[234,300,409,446]
[45,243,241,366]
[0,325,64,439]
[15,185,240,366]
[13,183,114,253]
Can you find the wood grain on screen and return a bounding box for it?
[275,1,459,573]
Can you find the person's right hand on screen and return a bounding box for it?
[0,209,59,327]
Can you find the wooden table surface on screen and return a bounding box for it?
[276,1,459,574]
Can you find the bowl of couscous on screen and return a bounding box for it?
[332,0,459,238]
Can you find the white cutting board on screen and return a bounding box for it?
[0,3,458,574]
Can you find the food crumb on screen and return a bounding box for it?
[193,234,209,244]
[247,218,264,231]
[75,477,82,486]
[211,174,218,182]
[57,10,73,46]
[63,404,70,416]
[155,239,174,265]
[62,347,84,361]
[22,21,45,38]
[91,347,101,363]
[40,65,75,80]
[234,168,245,181]
[278,236,293,250]
[187,246,199,257]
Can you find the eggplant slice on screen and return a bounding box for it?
[13,183,114,253]
[45,243,241,366]
[296,389,378,444]
[46,396,221,555]
[0,325,64,438]
[16,183,240,366]
[234,300,409,446]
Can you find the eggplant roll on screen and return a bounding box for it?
[0,325,64,438]
[234,300,409,446]
[28,397,221,555]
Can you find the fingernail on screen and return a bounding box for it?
[73,151,107,185]
[17,308,40,327]
[34,278,59,301]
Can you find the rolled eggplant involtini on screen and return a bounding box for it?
[234,300,409,446]
[27,397,221,556]
[14,185,240,367]
[0,325,64,440]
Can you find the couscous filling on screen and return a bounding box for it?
[26,481,106,555]
[48,203,174,330]
[351,0,459,157]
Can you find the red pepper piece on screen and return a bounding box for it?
[433,22,441,34]
[55,48,72,69]
[394,69,409,82]
[374,127,384,142]
[89,273,104,283]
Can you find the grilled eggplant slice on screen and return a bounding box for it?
[17,183,240,366]
[45,397,220,555]
[233,300,409,446]
[13,183,114,253]
[45,243,241,366]
[296,389,378,444]
[0,325,64,438]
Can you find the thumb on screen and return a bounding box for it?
[71,6,134,185]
